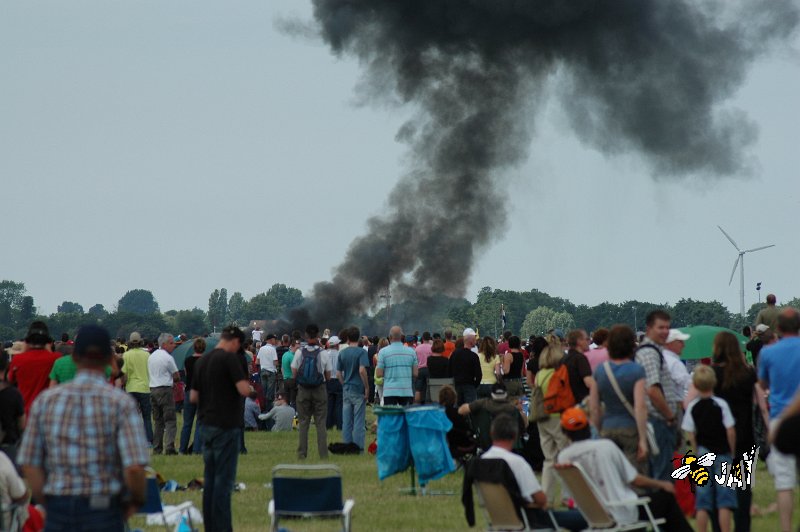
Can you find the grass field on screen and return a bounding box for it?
[131,409,797,531]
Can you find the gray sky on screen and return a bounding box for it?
[1,1,798,318]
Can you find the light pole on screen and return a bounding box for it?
[757,282,762,304]
[632,306,637,333]
[379,289,391,331]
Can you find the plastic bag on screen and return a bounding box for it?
[405,406,456,484]
[375,407,411,480]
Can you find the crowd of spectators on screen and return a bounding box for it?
[0,295,798,530]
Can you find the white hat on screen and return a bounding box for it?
[5,341,25,357]
[462,328,477,338]
[328,336,341,346]
[755,324,770,333]
[666,329,690,343]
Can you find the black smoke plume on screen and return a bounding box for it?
[291,0,797,330]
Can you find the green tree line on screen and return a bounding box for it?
[0,282,304,342]
[1,279,797,342]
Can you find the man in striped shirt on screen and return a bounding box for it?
[18,324,150,531]
[376,325,418,406]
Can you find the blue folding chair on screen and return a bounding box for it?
[268,464,354,532]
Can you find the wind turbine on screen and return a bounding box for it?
[718,226,775,319]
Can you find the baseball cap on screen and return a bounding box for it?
[755,324,770,333]
[666,329,690,343]
[74,325,112,359]
[328,336,341,346]
[560,407,589,431]
[463,328,477,337]
[550,328,565,339]
[490,382,508,400]
[129,331,143,345]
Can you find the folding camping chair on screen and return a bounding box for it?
[464,458,557,532]
[129,473,198,532]
[427,377,455,403]
[268,464,354,532]
[474,482,558,531]
[555,463,665,531]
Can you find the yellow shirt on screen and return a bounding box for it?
[122,348,150,393]
[479,354,501,384]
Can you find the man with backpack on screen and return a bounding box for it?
[291,323,333,459]
[635,310,679,481]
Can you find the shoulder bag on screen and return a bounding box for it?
[603,361,659,456]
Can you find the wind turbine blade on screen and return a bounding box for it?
[728,255,740,286]
[744,244,775,253]
[718,226,740,251]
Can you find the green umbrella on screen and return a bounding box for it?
[171,337,219,370]
[676,325,748,360]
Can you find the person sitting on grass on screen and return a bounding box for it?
[557,407,692,532]
[243,388,261,431]
[258,393,296,432]
[682,365,737,532]
[481,414,587,531]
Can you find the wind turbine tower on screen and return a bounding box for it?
[718,226,775,319]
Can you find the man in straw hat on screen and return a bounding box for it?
[121,332,153,445]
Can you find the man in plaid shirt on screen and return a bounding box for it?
[18,324,150,531]
[634,309,679,481]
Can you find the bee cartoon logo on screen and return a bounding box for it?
[671,451,716,492]
[671,446,759,492]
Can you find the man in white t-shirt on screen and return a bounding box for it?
[148,333,180,455]
[663,329,692,401]
[557,407,692,531]
[257,334,279,410]
[481,415,586,531]
[251,326,263,344]
[322,336,343,430]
